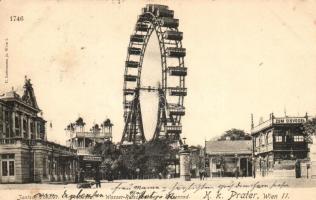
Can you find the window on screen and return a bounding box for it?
[30,121,36,139]
[256,137,260,147]
[2,161,8,176]
[23,119,27,138]
[15,116,20,137]
[275,136,282,142]
[9,161,14,176]
[1,154,14,159]
[294,135,304,142]
[15,116,20,129]
[30,121,34,136]
[4,111,10,138]
[267,131,273,144]
[1,154,15,176]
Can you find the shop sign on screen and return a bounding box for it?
[82,155,102,162]
[274,117,306,124]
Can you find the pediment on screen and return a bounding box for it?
[21,77,39,110]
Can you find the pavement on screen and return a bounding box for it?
[0,177,316,190]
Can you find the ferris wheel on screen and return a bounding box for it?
[121,4,187,145]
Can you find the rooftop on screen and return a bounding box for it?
[205,140,252,155]
[251,114,308,134]
[0,76,40,112]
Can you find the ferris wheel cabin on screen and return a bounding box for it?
[166,47,186,57]
[168,104,185,116]
[124,75,138,82]
[146,4,169,13]
[165,125,182,134]
[130,34,145,43]
[169,87,187,96]
[160,17,179,28]
[164,31,183,41]
[128,47,142,55]
[136,23,150,32]
[138,14,152,23]
[156,9,174,18]
[125,61,139,68]
[168,66,187,76]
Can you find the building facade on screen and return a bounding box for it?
[0,78,77,183]
[66,118,113,179]
[251,113,309,178]
[205,140,253,178]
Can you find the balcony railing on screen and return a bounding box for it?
[251,116,307,134]
[72,132,112,139]
[77,147,92,155]
[251,119,273,133]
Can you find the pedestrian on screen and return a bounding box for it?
[158,172,163,179]
[79,168,85,183]
[107,170,114,182]
[95,170,101,188]
[234,167,239,179]
[202,169,205,180]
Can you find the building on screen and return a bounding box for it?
[66,118,113,179]
[0,77,77,183]
[251,113,309,178]
[205,140,253,178]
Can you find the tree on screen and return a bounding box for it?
[218,128,251,141]
[92,139,180,179]
[65,123,75,132]
[143,140,176,176]
[90,124,101,133]
[92,140,116,156]
[118,144,146,178]
[75,117,86,127]
[92,140,121,178]
[302,117,316,143]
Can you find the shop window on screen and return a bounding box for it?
[294,135,304,142]
[275,136,282,142]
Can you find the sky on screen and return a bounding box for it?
[0,0,316,146]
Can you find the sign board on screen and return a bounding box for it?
[273,117,306,124]
[82,155,102,162]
